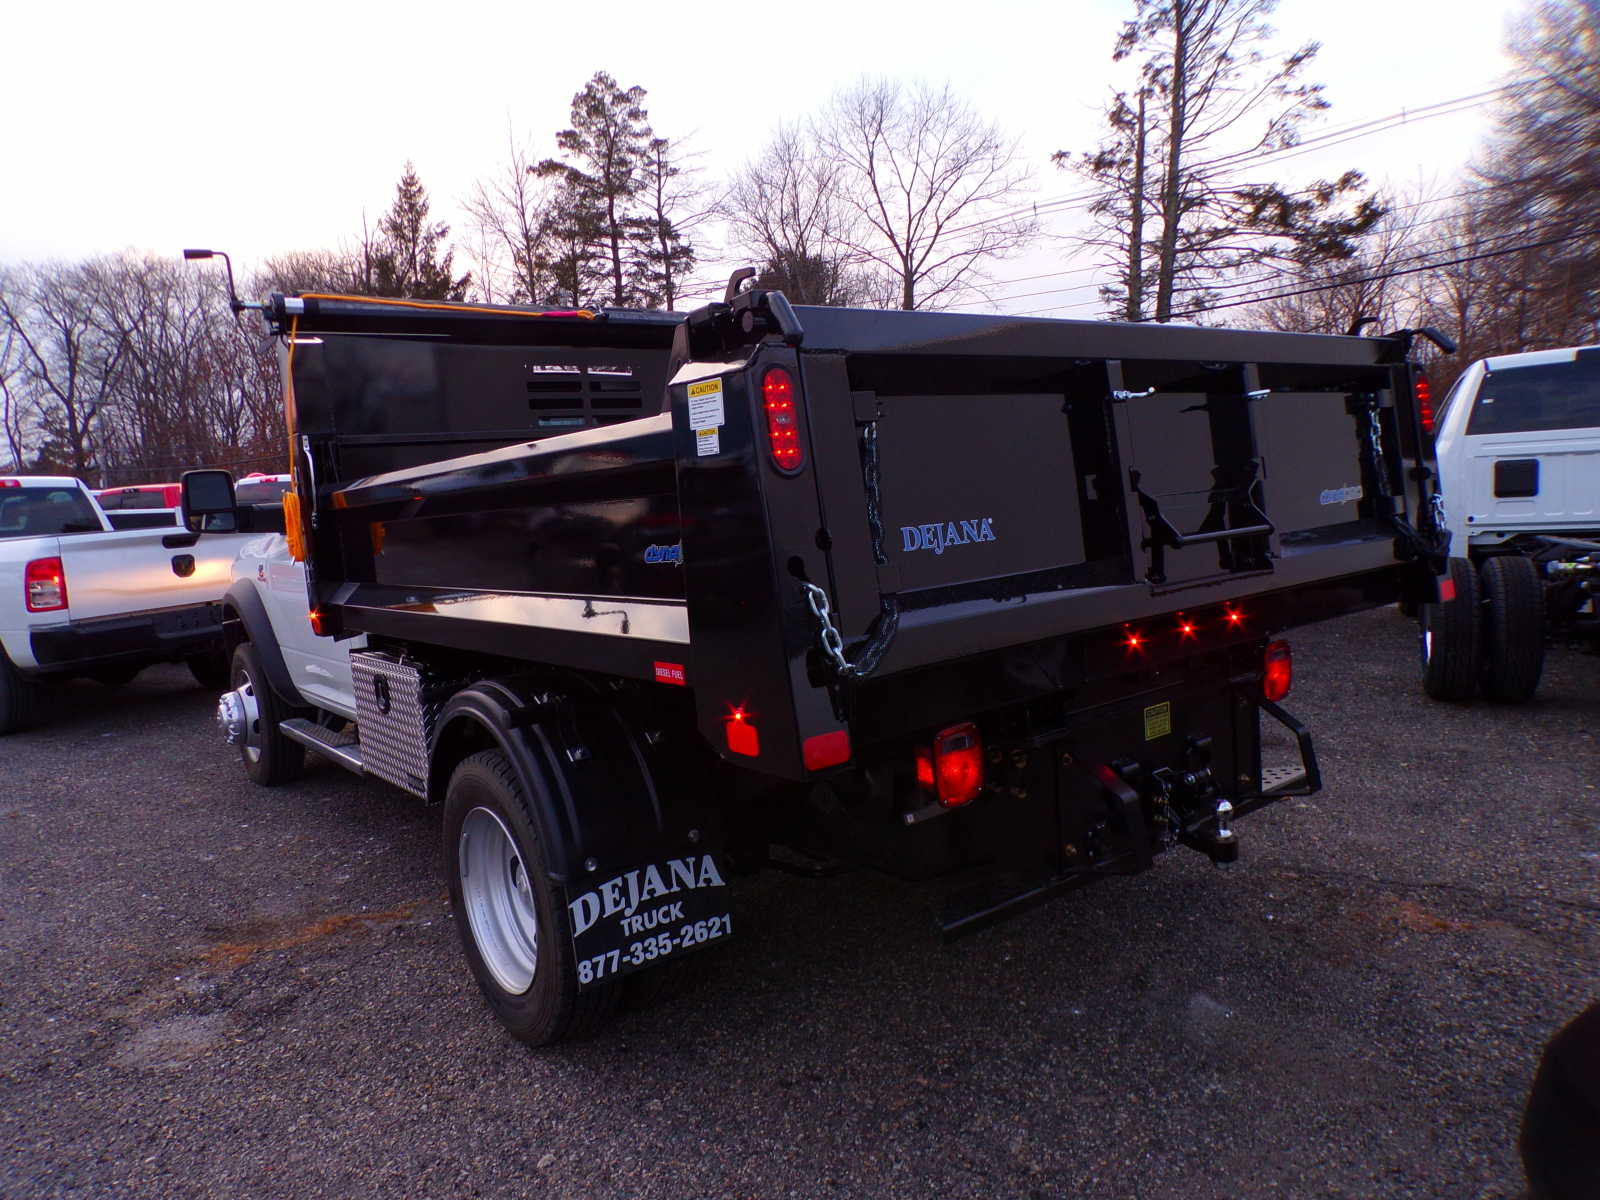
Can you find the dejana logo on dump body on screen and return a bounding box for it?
[900,517,997,556]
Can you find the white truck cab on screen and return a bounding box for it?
[1433,345,1600,555]
[1418,345,1600,704]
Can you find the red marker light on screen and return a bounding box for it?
[25,557,67,611]
[1178,617,1197,638]
[1263,640,1293,702]
[1124,628,1144,651]
[762,367,804,473]
[725,706,760,757]
[1224,607,1245,627]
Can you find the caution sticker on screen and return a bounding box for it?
[1143,701,1172,741]
[687,378,725,430]
[695,428,720,457]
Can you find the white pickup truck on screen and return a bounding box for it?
[1417,345,1600,702]
[0,475,242,733]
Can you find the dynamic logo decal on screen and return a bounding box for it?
[568,855,727,937]
[643,543,683,564]
[900,517,997,556]
[1318,484,1364,506]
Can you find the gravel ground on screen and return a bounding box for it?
[2,606,1597,1199]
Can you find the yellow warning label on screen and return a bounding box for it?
[687,379,722,398]
[1143,701,1172,741]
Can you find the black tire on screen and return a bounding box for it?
[0,650,37,736]
[187,651,228,692]
[90,664,142,687]
[230,642,305,786]
[444,749,619,1046]
[1420,557,1483,701]
[1480,554,1545,703]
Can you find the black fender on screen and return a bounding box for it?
[428,680,684,887]
[221,581,307,709]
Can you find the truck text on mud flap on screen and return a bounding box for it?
[184,281,1444,1045]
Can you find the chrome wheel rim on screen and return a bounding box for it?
[227,665,263,764]
[459,807,540,995]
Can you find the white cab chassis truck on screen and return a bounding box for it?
[1418,345,1600,702]
[0,475,239,733]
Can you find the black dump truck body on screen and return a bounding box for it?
[202,287,1443,1042]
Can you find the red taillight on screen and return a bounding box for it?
[762,367,804,473]
[925,721,983,808]
[0,479,20,488]
[1416,371,1435,435]
[25,557,67,612]
[1263,640,1292,702]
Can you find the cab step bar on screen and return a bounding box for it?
[279,718,364,775]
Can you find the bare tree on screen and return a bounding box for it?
[465,127,559,304]
[0,260,130,480]
[723,125,879,306]
[632,135,711,310]
[816,79,1037,310]
[1072,0,1381,322]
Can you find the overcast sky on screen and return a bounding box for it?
[2,0,1520,314]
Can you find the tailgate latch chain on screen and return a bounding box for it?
[801,582,899,680]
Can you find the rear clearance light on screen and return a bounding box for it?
[1415,371,1435,435]
[918,722,984,808]
[25,557,68,611]
[0,479,20,488]
[761,367,804,474]
[1263,640,1293,702]
[725,706,760,757]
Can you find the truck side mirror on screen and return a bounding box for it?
[181,469,238,533]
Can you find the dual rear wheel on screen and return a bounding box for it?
[1420,555,1544,703]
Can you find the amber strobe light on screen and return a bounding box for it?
[25,557,67,611]
[1263,640,1293,702]
[762,367,803,473]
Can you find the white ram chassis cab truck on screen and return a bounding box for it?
[0,475,239,733]
[212,530,366,786]
[1417,345,1600,702]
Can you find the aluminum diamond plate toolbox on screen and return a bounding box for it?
[351,650,453,798]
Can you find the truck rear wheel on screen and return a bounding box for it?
[0,650,37,736]
[1420,557,1482,701]
[1480,554,1545,703]
[444,749,619,1046]
[229,642,305,786]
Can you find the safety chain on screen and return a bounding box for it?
[860,421,887,566]
[801,581,900,680]
[1364,408,1393,498]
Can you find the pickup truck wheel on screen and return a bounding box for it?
[1420,557,1482,701]
[445,749,619,1046]
[0,651,37,736]
[229,642,305,786]
[1480,554,1545,703]
[187,651,228,692]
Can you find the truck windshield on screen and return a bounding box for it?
[1467,357,1600,435]
[235,478,291,504]
[97,489,170,510]
[0,487,103,537]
